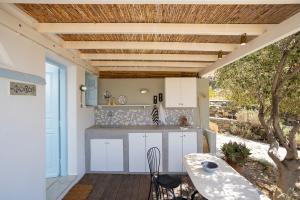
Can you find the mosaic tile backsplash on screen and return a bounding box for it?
[95,106,196,126]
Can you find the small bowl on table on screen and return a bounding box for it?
[201,161,218,173]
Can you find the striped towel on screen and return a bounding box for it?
[151,105,159,125]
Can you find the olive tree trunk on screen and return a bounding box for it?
[258,34,300,194]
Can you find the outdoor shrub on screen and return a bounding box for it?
[221,141,251,166]
[229,122,267,142]
[236,109,260,125]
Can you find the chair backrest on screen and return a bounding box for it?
[147,147,160,176]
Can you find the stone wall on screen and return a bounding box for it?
[209,117,237,133]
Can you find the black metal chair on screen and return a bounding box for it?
[147,147,182,200]
[152,179,200,200]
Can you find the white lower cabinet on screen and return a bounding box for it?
[129,133,162,172]
[168,132,197,172]
[90,139,123,172]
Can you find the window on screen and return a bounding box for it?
[85,72,98,106]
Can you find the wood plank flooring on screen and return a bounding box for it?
[63,174,200,200]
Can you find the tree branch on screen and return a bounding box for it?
[268,141,282,167]
[258,102,274,143]
[284,65,300,81]
[286,122,300,159]
[269,36,299,150]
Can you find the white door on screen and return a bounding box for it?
[165,78,181,107]
[182,132,197,171]
[180,78,197,107]
[107,139,123,171]
[46,65,60,178]
[145,133,162,172]
[168,132,183,172]
[90,139,106,171]
[129,133,146,172]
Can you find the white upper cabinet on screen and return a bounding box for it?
[165,77,197,108]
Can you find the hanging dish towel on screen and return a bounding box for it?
[151,105,159,125]
[159,103,167,125]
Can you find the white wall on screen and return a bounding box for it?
[197,78,209,129]
[0,25,46,200]
[76,67,95,176]
[0,24,95,199]
[99,78,164,105]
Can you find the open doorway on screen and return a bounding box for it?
[45,60,67,179]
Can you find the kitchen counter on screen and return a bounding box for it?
[85,125,204,173]
[86,125,200,132]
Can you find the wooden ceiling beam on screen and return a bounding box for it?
[37,23,271,36]
[5,0,299,4]
[64,41,238,52]
[91,61,212,68]
[80,53,219,62]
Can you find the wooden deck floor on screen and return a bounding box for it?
[63,174,200,200]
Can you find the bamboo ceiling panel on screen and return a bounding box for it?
[80,49,231,54]
[91,59,214,63]
[59,34,256,43]
[16,4,300,24]
[99,71,199,78]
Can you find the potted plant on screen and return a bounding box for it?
[221,141,251,173]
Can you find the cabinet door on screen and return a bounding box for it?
[106,139,124,171]
[90,139,106,171]
[165,78,181,107]
[129,133,146,172]
[168,132,183,172]
[182,132,197,171]
[180,78,197,107]
[145,133,162,172]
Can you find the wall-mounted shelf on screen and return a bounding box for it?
[97,104,152,109]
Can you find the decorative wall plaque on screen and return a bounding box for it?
[10,82,36,96]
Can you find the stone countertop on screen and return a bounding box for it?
[86,125,201,132]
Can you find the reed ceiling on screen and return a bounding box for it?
[16,4,300,24]
[14,3,300,77]
[80,49,231,55]
[99,71,199,78]
[59,34,256,43]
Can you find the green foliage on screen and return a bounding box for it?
[236,109,260,125]
[221,141,251,166]
[208,86,216,99]
[229,122,267,142]
[215,35,300,116]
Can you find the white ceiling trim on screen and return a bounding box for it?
[64,41,238,52]
[98,67,202,72]
[91,60,211,68]
[2,0,300,4]
[37,23,271,36]
[80,53,219,62]
[0,8,97,73]
[201,12,300,75]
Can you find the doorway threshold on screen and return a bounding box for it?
[46,175,77,200]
